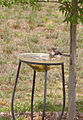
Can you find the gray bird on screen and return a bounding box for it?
[49,47,70,58]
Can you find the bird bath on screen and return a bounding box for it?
[19,53,62,72]
[11,53,65,120]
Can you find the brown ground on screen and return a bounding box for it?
[23,112,83,120]
[1,112,83,120]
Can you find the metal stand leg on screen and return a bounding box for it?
[59,63,65,120]
[31,70,36,120]
[11,60,21,120]
[42,65,47,120]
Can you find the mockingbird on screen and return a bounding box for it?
[49,47,70,58]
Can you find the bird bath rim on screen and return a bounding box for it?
[18,53,63,72]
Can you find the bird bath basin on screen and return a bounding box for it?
[19,53,62,72]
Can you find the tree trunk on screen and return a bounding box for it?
[68,0,77,119]
[68,22,76,120]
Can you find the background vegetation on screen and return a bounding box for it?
[0,3,83,120]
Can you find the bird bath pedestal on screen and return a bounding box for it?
[11,53,65,120]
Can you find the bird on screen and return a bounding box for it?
[49,47,70,58]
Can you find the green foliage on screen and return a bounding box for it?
[0,0,40,10]
[58,0,83,24]
[0,0,82,24]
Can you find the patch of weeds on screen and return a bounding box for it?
[76,64,83,80]
[16,81,31,92]
[17,117,25,120]
[46,5,53,16]
[47,24,55,30]
[76,101,83,112]
[6,70,16,84]
[28,24,35,30]
[80,71,83,79]
[46,101,62,112]
[19,74,32,83]
[0,12,4,19]
[53,39,65,47]
[15,91,25,100]
[28,41,40,53]
[34,100,43,112]
[17,9,28,19]
[76,83,83,93]
[42,16,49,23]
[0,26,11,44]
[45,32,59,39]
[12,60,18,65]
[77,95,83,101]
[36,20,44,27]
[38,44,50,53]
[13,31,23,38]
[0,74,8,83]
[47,92,53,98]
[31,47,41,53]
[52,14,58,18]
[2,44,17,54]
[77,37,83,48]
[0,116,11,120]
[28,11,38,30]
[0,70,16,84]
[13,20,21,29]
[28,35,39,44]
[0,54,7,65]
[15,102,31,113]
[63,24,69,32]
[20,63,30,74]
[34,100,63,112]
[0,106,10,113]
[57,95,62,99]
[0,87,11,98]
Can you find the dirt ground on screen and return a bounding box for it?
[23,112,83,120]
[1,112,83,120]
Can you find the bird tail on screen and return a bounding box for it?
[62,54,70,57]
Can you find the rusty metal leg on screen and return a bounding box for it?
[31,70,36,120]
[11,60,21,120]
[42,65,47,120]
